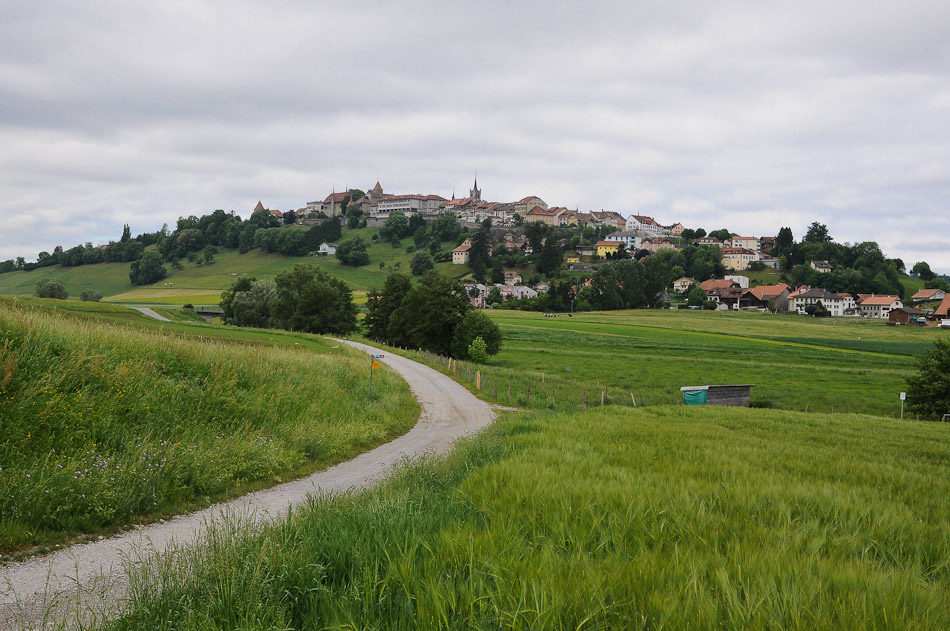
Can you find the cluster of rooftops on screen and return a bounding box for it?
[676,278,950,320]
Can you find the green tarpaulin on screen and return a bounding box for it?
[683,389,707,406]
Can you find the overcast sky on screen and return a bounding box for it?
[2,1,948,271]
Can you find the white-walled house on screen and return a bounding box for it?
[858,295,903,318]
[625,215,662,236]
[318,242,337,256]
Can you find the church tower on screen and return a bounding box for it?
[469,176,481,201]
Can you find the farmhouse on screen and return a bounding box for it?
[317,242,337,256]
[857,295,902,318]
[452,242,471,264]
[912,288,946,302]
[749,283,790,311]
[788,288,856,316]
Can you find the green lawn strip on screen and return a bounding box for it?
[0,298,419,556]
[110,407,950,630]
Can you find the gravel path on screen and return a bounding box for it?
[129,307,171,322]
[0,340,495,630]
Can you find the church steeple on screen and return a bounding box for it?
[469,175,481,201]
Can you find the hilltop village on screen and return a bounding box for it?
[3,178,947,325]
[245,179,948,326]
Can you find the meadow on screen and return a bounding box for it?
[109,406,950,629]
[0,226,465,306]
[0,297,418,555]
[390,309,942,417]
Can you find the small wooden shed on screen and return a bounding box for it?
[681,385,753,407]
[888,306,924,326]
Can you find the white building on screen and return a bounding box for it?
[625,215,662,236]
[375,194,446,217]
[604,231,640,250]
[858,295,902,318]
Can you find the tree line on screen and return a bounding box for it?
[220,267,502,362]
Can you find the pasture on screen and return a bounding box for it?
[110,406,950,629]
[0,297,418,555]
[395,309,941,417]
[0,227,465,306]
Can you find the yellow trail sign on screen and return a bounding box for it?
[371,361,381,370]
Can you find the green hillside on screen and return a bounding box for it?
[0,297,418,555]
[0,227,464,306]
[111,406,950,629]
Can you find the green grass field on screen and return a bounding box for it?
[0,229,467,306]
[389,309,943,417]
[0,297,418,556]
[109,406,950,629]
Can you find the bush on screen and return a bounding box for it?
[410,251,434,276]
[129,251,167,285]
[35,279,68,300]
[906,339,950,420]
[468,336,489,364]
[703,300,718,310]
[80,289,102,302]
[451,310,502,359]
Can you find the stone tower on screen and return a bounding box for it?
[469,177,481,201]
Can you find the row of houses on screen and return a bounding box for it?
[271,181,697,234]
[678,277,936,320]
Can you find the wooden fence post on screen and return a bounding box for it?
[493,380,497,398]
[526,386,531,405]
[507,381,511,402]
[476,370,481,390]
[601,390,605,406]
[630,393,636,407]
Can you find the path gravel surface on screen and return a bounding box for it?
[128,307,170,322]
[0,340,495,630]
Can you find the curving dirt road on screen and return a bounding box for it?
[0,340,495,630]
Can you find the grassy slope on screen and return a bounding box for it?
[389,309,941,416]
[0,297,419,555]
[111,407,950,630]
[0,262,136,297]
[0,228,466,305]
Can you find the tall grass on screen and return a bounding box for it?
[0,299,418,554]
[109,407,950,629]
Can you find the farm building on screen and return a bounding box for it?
[681,384,753,407]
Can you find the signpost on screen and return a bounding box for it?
[900,391,906,420]
[370,354,384,401]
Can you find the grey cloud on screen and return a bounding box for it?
[1,1,949,271]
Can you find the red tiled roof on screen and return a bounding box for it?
[595,240,619,247]
[860,295,901,306]
[453,244,471,253]
[324,192,349,203]
[935,294,950,316]
[254,201,265,212]
[750,283,789,300]
[912,288,941,300]
[700,279,738,291]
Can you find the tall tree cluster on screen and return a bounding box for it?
[365,271,502,360]
[220,265,357,335]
